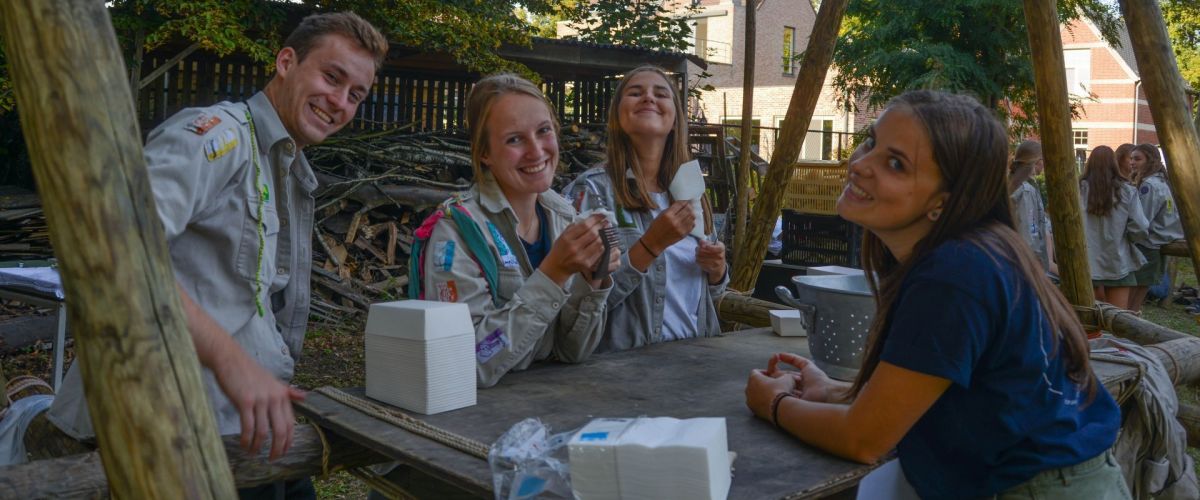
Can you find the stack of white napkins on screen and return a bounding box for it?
[568,417,731,500]
[364,300,476,414]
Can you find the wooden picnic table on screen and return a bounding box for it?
[298,327,1142,499]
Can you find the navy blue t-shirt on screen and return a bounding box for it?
[881,238,1120,499]
[520,204,550,270]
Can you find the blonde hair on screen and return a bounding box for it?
[464,73,560,182]
[604,66,692,210]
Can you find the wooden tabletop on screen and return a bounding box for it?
[299,328,877,499]
[298,328,1142,499]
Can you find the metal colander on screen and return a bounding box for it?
[775,273,875,381]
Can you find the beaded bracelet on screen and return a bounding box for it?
[771,392,794,428]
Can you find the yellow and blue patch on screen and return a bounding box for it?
[204,129,239,162]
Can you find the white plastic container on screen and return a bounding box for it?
[364,300,476,414]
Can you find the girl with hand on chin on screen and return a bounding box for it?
[564,66,728,352]
[744,91,1126,499]
[419,74,620,387]
[1127,143,1182,314]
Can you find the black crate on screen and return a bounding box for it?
[780,210,863,268]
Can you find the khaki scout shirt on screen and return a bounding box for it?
[1137,173,1184,247]
[562,167,728,353]
[48,92,317,439]
[1081,180,1149,281]
[422,172,612,388]
[1011,181,1050,270]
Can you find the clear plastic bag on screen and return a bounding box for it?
[489,418,575,500]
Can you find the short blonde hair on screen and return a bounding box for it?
[464,73,560,181]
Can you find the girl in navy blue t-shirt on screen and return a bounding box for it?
[744,91,1127,499]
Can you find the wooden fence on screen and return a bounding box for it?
[135,51,619,133]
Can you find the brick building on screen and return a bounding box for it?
[684,0,851,161]
[1059,17,1159,165]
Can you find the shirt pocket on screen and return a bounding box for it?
[496,267,525,304]
[235,197,281,283]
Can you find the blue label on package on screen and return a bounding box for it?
[579,432,610,442]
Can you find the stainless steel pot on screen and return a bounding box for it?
[775,273,875,381]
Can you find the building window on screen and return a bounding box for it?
[787,118,835,160]
[1073,129,1088,170]
[1063,49,1091,97]
[782,26,797,75]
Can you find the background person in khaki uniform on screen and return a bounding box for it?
[1128,143,1184,313]
[29,12,386,495]
[1080,146,1150,310]
[1007,140,1056,274]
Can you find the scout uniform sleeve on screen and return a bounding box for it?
[1124,185,1151,247]
[548,260,613,364]
[422,217,570,388]
[143,108,247,240]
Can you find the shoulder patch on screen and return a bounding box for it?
[186,114,222,135]
[204,128,239,162]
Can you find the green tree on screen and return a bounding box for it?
[832,0,1120,138]
[0,0,563,114]
[1161,0,1200,93]
[564,0,699,53]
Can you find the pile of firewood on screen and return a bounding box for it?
[305,124,607,321]
[0,126,608,321]
[0,187,50,261]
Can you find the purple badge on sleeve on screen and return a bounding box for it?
[476,328,510,364]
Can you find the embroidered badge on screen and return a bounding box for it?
[187,114,222,135]
[433,241,456,271]
[476,328,510,364]
[204,129,238,162]
[487,222,520,269]
[436,280,459,302]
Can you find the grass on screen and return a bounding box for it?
[293,319,372,499]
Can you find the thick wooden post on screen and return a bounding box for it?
[730,0,849,292]
[1022,0,1095,308]
[1121,0,1200,289]
[0,1,235,498]
[734,0,756,253]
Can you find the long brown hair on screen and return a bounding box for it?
[604,66,692,211]
[1133,143,1165,183]
[1007,140,1042,194]
[848,91,1096,403]
[1080,146,1121,216]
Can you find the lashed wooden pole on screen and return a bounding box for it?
[0,1,235,497]
[734,0,756,253]
[1120,0,1200,289]
[730,0,849,292]
[1021,0,1095,308]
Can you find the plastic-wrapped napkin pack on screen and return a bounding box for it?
[567,417,731,500]
[364,300,476,414]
